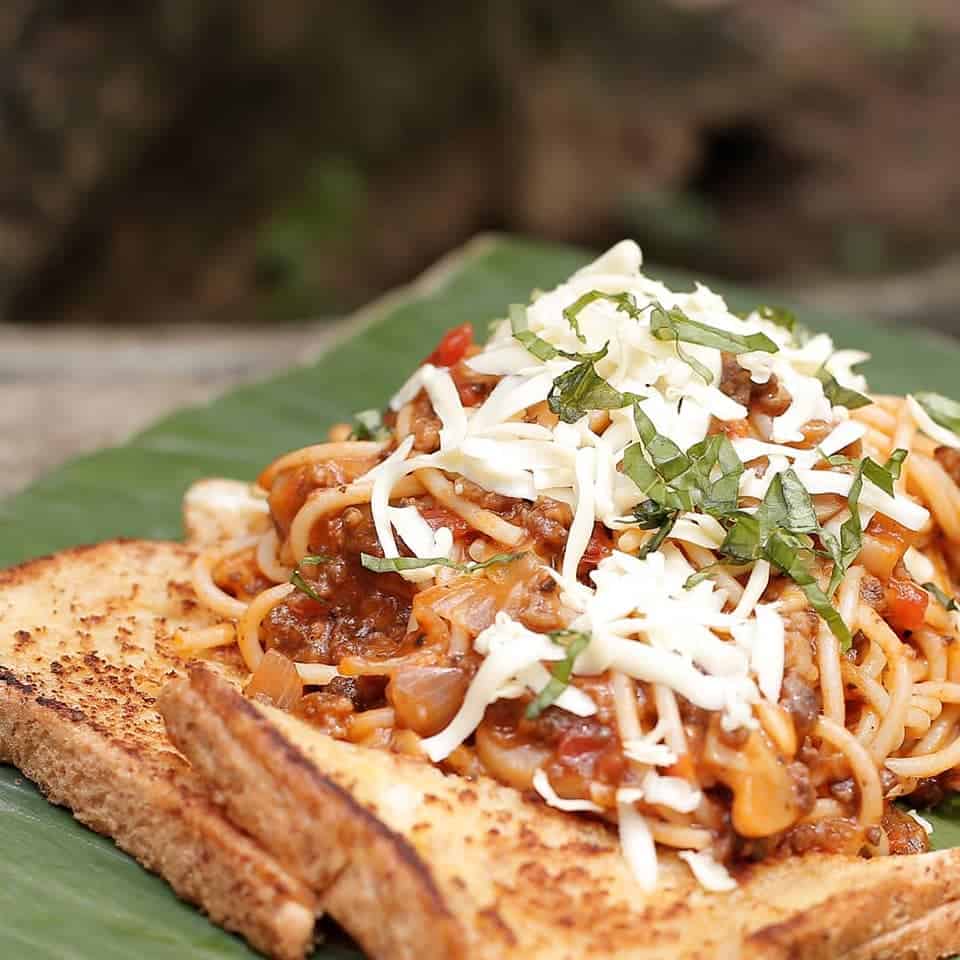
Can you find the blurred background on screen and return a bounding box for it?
[3,0,960,491]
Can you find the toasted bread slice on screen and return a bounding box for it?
[161,665,960,960]
[0,540,319,960]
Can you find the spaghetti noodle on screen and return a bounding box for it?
[186,240,960,892]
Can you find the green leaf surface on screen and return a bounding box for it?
[4,234,960,957]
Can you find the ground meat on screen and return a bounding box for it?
[455,480,574,563]
[935,446,960,486]
[213,548,274,602]
[268,461,355,536]
[294,690,354,738]
[523,498,572,552]
[719,352,752,406]
[787,761,816,816]
[910,777,945,809]
[882,806,930,855]
[779,671,820,740]
[784,817,863,855]
[829,778,856,804]
[409,390,441,452]
[325,675,388,711]
[751,373,792,417]
[719,352,792,417]
[859,573,886,612]
[260,504,415,663]
[261,583,412,664]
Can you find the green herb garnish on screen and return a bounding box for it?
[290,569,324,601]
[914,392,960,439]
[719,470,853,648]
[561,290,642,342]
[648,302,778,385]
[622,404,744,519]
[349,409,390,442]
[525,630,591,719]
[360,552,524,574]
[924,582,959,612]
[816,367,872,410]
[547,347,641,424]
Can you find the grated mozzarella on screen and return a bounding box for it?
[516,662,597,717]
[622,739,678,767]
[907,394,960,451]
[562,447,597,581]
[641,771,702,813]
[421,364,468,450]
[905,809,934,835]
[903,546,936,585]
[421,614,565,762]
[732,559,770,620]
[618,801,658,891]
[387,505,453,583]
[533,769,605,813]
[678,851,737,892]
[369,436,417,558]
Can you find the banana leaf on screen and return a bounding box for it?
[2,234,960,958]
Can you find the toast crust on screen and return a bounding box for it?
[0,540,319,960]
[163,665,960,960]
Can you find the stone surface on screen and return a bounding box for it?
[0,320,342,496]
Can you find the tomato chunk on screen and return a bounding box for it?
[884,577,929,632]
[417,505,472,538]
[425,323,474,367]
[579,523,614,577]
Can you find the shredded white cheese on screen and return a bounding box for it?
[905,809,934,835]
[532,769,604,813]
[678,851,737,892]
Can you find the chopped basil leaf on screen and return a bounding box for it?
[690,434,744,517]
[650,302,778,363]
[824,466,865,598]
[624,404,744,523]
[300,553,333,565]
[632,405,689,481]
[525,630,591,719]
[622,443,690,511]
[924,582,959,612]
[290,569,324,602]
[719,513,763,563]
[816,367,872,410]
[547,347,640,424]
[350,409,390,442]
[765,469,820,535]
[861,449,907,497]
[360,552,524,574]
[885,448,907,482]
[718,470,852,647]
[637,510,678,559]
[510,303,559,361]
[914,392,960,439]
[764,530,852,649]
[562,290,641,342]
[683,562,724,588]
[632,499,675,530]
[817,447,857,468]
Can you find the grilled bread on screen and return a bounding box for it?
[162,663,960,960]
[0,539,319,960]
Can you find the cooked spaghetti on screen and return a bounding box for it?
[187,240,960,891]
